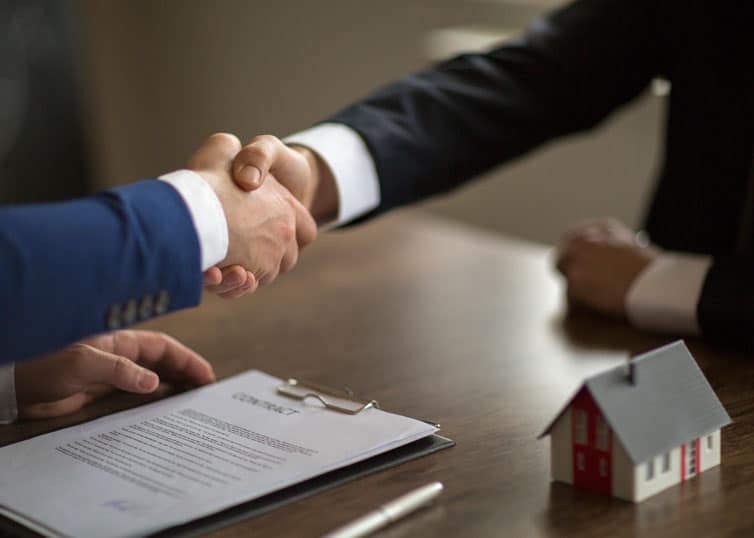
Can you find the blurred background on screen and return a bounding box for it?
[1,0,664,245]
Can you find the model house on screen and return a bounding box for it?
[539,341,731,502]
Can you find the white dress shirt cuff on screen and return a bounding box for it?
[285,123,380,227]
[159,170,229,270]
[0,364,17,424]
[626,252,712,335]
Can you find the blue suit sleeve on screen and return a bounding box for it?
[0,179,203,364]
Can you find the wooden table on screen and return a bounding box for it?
[3,212,753,537]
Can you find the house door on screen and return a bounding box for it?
[687,440,698,477]
[681,438,700,481]
[571,390,611,495]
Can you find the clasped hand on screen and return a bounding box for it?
[555,218,659,318]
[191,133,318,299]
[198,133,335,297]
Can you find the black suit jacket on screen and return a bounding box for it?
[327,0,754,347]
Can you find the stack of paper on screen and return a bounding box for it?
[0,370,437,538]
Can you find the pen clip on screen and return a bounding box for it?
[277,378,380,415]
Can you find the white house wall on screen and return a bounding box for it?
[699,429,721,472]
[550,408,573,485]
[632,446,682,503]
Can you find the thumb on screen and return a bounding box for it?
[69,345,160,393]
[232,135,287,191]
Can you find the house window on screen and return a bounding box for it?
[574,409,587,445]
[599,458,608,478]
[662,452,671,473]
[577,452,586,471]
[707,435,714,451]
[645,459,655,481]
[595,415,609,451]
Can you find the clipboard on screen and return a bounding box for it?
[0,378,455,538]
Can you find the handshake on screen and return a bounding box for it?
[11,133,333,420]
[188,133,334,298]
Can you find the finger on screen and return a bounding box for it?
[257,264,281,287]
[66,344,160,394]
[205,265,250,295]
[561,218,615,241]
[291,195,318,248]
[562,226,606,244]
[232,136,283,190]
[188,132,242,171]
[110,331,216,388]
[203,267,223,286]
[233,135,309,197]
[218,274,257,299]
[235,165,263,191]
[279,240,299,274]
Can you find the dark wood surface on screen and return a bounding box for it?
[3,212,754,537]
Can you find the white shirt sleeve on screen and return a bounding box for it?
[158,170,229,270]
[284,123,381,227]
[626,252,712,335]
[0,364,17,424]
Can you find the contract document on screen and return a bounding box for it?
[0,370,437,538]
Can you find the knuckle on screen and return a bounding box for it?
[277,220,296,244]
[245,135,283,163]
[209,132,242,154]
[258,268,278,287]
[112,330,138,355]
[112,356,134,379]
[67,344,92,372]
[250,134,280,147]
[281,250,298,274]
[302,225,317,247]
[254,147,272,163]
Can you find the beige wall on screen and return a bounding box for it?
[76,0,661,245]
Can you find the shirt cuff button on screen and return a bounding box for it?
[154,291,170,315]
[123,299,138,326]
[139,295,154,320]
[107,304,122,330]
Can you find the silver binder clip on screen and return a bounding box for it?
[277,378,379,414]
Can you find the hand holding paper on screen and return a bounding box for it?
[0,370,439,538]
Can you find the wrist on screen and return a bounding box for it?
[290,145,338,225]
[159,169,230,270]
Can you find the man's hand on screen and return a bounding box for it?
[14,330,215,419]
[189,134,317,297]
[232,135,339,223]
[204,134,338,297]
[555,219,660,318]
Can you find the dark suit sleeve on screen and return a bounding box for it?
[327,0,669,216]
[0,180,202,364]
[699,259,754,350]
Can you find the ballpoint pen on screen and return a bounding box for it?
[321,482,444,538]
